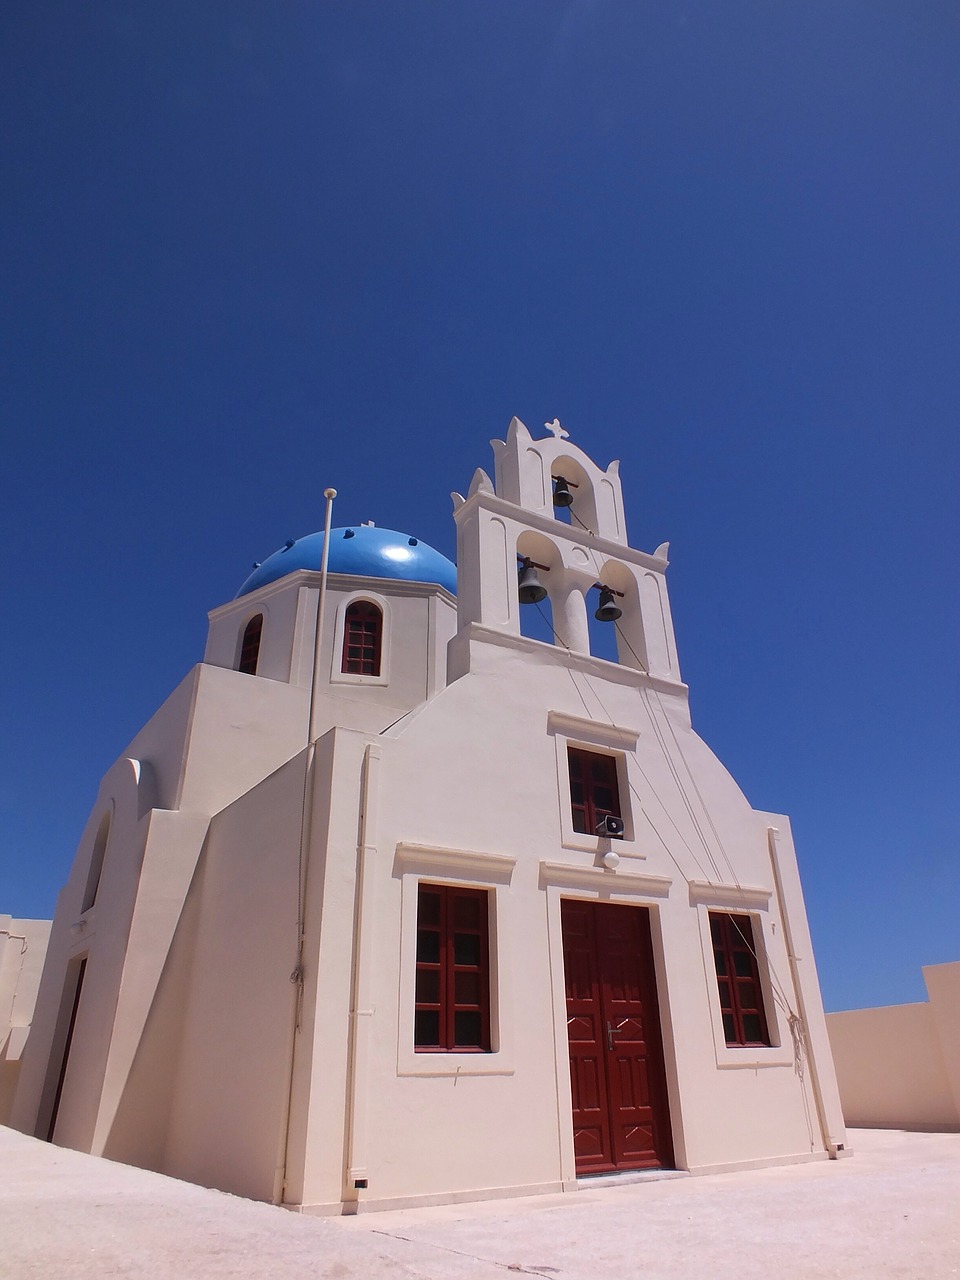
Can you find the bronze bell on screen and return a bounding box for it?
[594,585,622,622]
[552,476,574,508]
[518,558,548,604]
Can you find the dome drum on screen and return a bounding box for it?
[236,526,457,598]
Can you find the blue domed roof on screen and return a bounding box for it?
[235,526,458,598]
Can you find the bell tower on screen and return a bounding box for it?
[449,417,682,684]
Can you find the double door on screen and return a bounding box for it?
[561,899,674,1173]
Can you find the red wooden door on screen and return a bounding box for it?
[561,899,674,1174]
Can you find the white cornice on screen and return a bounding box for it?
[546,710,640,750]
[453,490,670,572]
[539,860,672,897]
[208,570,456,620]
[687,881,772,909]
[455,622,688,699]
[394,843,517,880]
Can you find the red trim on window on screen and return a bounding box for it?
[341,601,382,676]
[415,884,490,1052]
[238,615,263,675]
[568,748,623,837]
[709,912,771,1047]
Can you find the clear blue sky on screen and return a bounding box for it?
[2,3,957,1011]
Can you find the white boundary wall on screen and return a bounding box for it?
[826,962,960,1132]
[0,917,52,1123]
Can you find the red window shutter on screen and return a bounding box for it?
[238,615,263,675]
[415,884,490,1052]
[709,912,771,1047]
[341,601,383,676]
[568,748,623,837]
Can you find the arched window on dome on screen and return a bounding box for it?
[341,601,382,676]
[238,614,263,675]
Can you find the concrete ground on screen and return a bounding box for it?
[0,1127,957,1279]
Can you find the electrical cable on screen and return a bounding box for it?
[529,548,799,1020]
[533,599,717,887]
[534,491,811,1086]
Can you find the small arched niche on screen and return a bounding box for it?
[81,810,111,913]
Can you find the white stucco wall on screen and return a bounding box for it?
[827,963,960,1131]
[205,574,457,716]
[11,658,311,1152]
[0,917,51,1124]
[159,753,309,1201]
[12,425,845,1214]
[16,606,844,1211]
[235,626,842,1213]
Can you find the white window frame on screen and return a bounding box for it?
[395,843,516,1077]
[330,591,392,687]
[689,883,792,1069]
[547,711,644,857]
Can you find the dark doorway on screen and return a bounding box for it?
[40,956,87,1143]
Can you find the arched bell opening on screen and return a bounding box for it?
[516,532,560,648]
[550,455,598,537]
[585,591,622,664]
[550,477,573,526]
[597,560,647,672]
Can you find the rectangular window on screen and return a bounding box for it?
[709,912,771,1047]
[415,884,490,1052]
[568,747,623,837]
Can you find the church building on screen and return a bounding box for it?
[12,419,847,1212]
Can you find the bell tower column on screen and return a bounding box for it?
[554,578,591,655]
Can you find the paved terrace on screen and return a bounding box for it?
[1,1126,957,1278]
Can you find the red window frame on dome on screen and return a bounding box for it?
[238,614,263,675]
[341,601,383,676]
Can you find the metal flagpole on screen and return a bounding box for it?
[310,487,338,744]
[275,485,336,1205]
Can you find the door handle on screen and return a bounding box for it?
[606,1019,628,1050]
